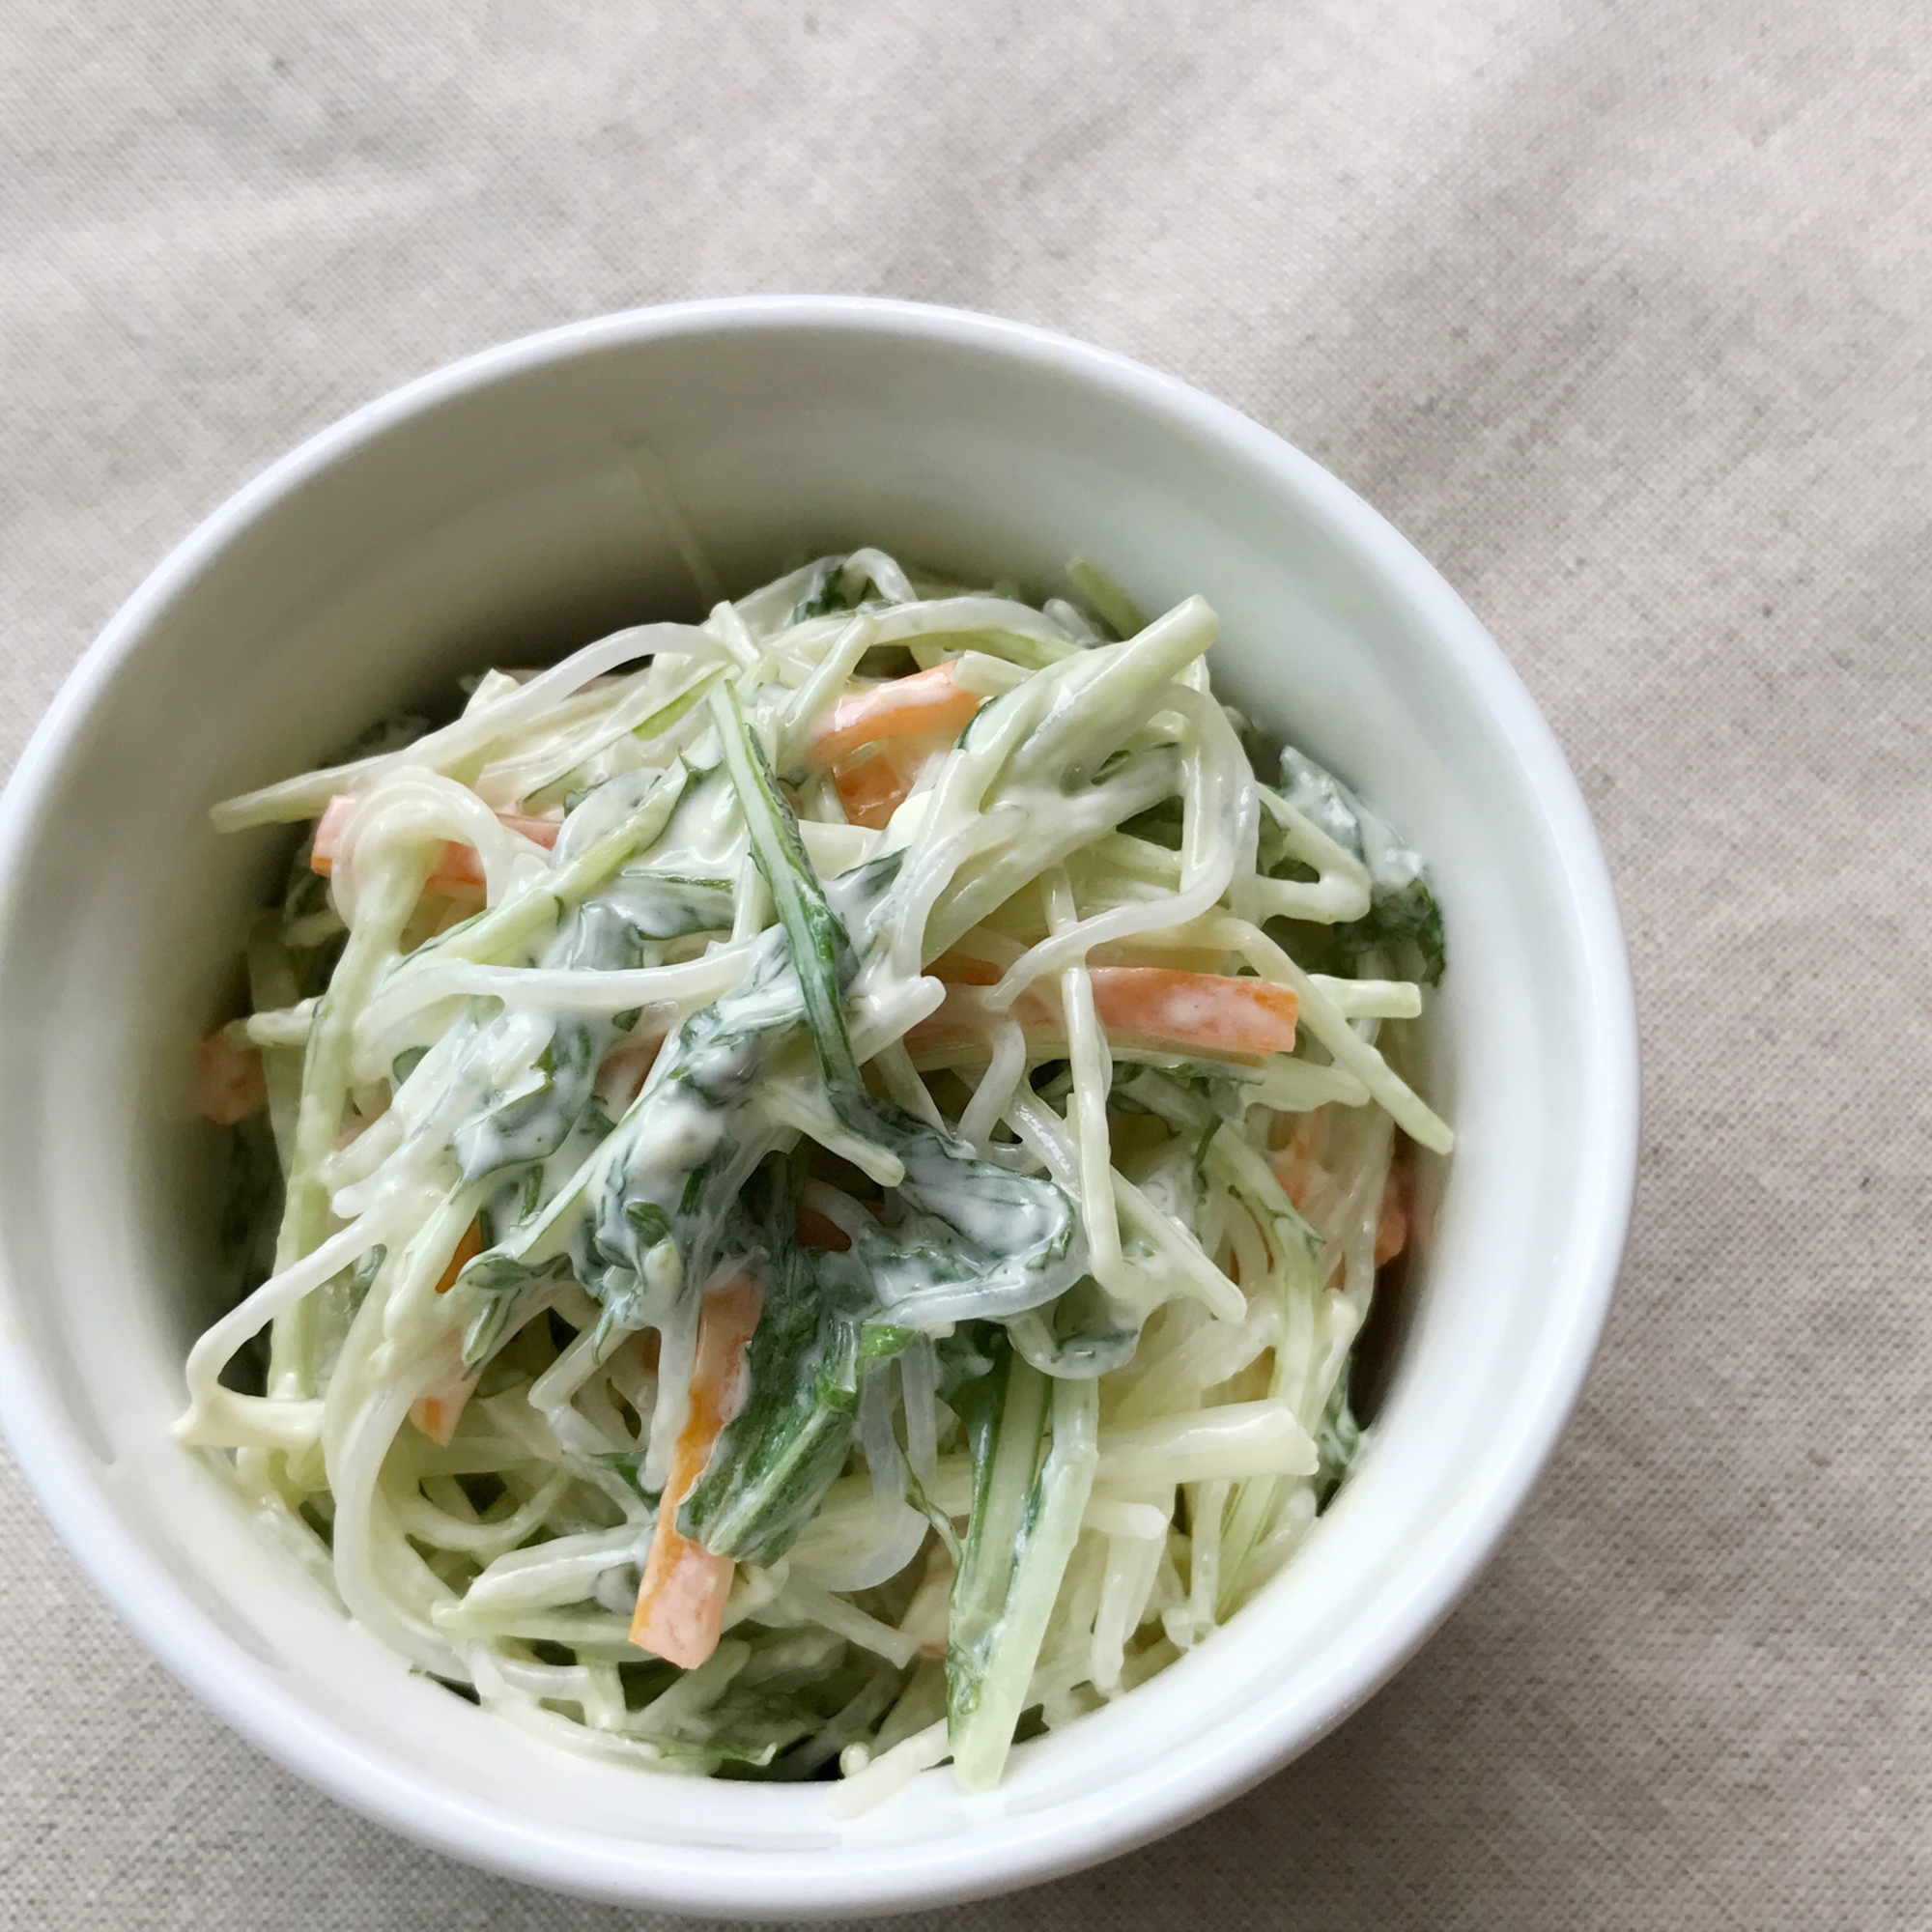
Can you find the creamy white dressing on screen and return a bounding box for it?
[183,550,1449,1797]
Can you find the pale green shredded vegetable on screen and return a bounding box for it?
[182,551,1450,1798]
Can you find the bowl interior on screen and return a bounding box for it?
[0,305,1631,1914]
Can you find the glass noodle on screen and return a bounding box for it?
[183,551,1450,1804]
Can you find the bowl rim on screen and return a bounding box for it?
[0,295,1639,1916]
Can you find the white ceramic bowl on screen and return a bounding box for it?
[0,298,1636,1917]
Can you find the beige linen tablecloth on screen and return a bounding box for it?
[2,4,1926,1926]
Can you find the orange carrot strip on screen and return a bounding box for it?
[410,1383,472,1448]
[1271,1117,1329,1213]
[812,663,982,766]
[796,1203,853,1252]
[910,967,1297,1064]
[408,1223,486,1446]
[796,1195,889,1252]
[594,1032,664,1115]
[631,1277,763,1669]
[1375,1160,1410,1266]
[434,1221,484,1294]
[928,952,1003,986]
[195,1033,266,1124]
[1087,968,1297,1057]
[905,993,1037,1062]
[310,794,561,894]
[833,749,916,831]
[310,794,356,868]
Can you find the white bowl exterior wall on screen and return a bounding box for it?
[0,300,1635,1917]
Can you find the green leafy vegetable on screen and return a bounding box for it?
[1270,747,1446,984]
[183,551,1449,1802]
[946,1342,1098,1788]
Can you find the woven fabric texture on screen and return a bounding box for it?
[2,3,1926,1926]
